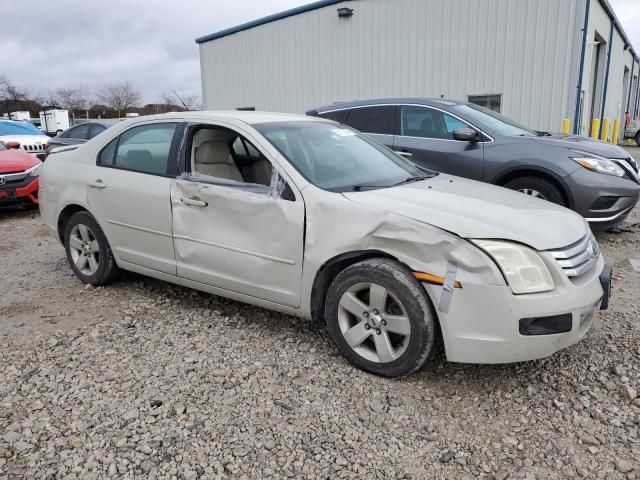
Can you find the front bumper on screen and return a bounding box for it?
[423,255,606,364]
[0,177,39,206]
[566,168,639,229]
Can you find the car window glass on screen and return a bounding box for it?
[443,115,468,135]
[106,123,177,175]
[257,121,426,192]
[88,124,106,139]
[402,106,460,139]
[231,137,247,155]
[98,139,117,166]
[318,110,345,122]
[344,106,394,135]
[63,124,91,139]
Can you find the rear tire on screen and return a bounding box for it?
[64,211,120,286]
[503,176,565,206]
[635,131,640,147]
[324,258,437,377]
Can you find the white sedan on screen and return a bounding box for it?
[39,111,610,377]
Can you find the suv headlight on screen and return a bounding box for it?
[473,240,555,294]
[26,163,42,177]
[570,150,625,177]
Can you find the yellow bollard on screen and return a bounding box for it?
[601,118,609,142]
[561,118,570,135]
[591,119,600,139]
[612,118,620,145]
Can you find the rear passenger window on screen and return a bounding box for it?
[318,110,345,122]
[344,106,394,135]
[98,123,177,175]
[63,124,91,139]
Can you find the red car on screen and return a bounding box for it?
[0,141,41,207]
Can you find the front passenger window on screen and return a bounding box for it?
[400,106,467,140]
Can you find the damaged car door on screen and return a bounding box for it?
[170,123,305,307]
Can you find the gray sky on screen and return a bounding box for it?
[3,0,639,104]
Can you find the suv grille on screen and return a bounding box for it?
[547,232,599,277]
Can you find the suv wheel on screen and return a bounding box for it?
[325,258,436,377]
[504,176,565,205]
[64,211,120,285]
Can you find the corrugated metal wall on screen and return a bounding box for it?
[200,0,581,130]
[578,0,637,140]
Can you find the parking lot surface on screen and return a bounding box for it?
[1,159,639,479]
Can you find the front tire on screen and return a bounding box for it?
[325,258,437,377]
[64,211,119,286]
[503,176,565,206]
[635,131,640,147]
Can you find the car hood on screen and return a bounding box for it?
[343,174,587,251]
[531,134,630,159]
[0,148,40,172]
[0,134,49,145]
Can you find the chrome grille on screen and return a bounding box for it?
[21,144,44,152]
[547,232,599,277]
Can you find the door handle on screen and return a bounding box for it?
[182,196,208,207]
[88,179,106,189]
[395,150,413,158]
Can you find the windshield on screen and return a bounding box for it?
[452,104,538,137]
[0,142,7,151]
[256,121,428,191]
[0,120,43,136]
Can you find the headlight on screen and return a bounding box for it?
[571,150,625,177]
[473,240,555,294]
[26,163,42,177]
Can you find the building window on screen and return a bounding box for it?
[468,94,502,113]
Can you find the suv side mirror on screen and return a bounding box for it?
[6,141,20,149]
[453,128,479,142]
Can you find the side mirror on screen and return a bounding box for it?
[452,128,479,142]
[6,141,20,149]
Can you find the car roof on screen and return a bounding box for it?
[308,98,464,113]
[121,110,327,126]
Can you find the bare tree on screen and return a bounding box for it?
[54,85,90,120]
[97,81,142,118]
[0,75,29,112]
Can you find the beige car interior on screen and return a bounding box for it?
[192,128,273,187]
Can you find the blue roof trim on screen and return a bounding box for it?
[195,0,345,44]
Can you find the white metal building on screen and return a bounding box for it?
[197,0,640,141]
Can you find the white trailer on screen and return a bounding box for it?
[39,109,70,135]
[9,111,31,121]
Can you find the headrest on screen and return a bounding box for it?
[196,141,231,165]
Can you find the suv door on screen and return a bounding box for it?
[340,105,396,149]
[171,122,305,308]
[393,105,485,179]
[86,121,182,275]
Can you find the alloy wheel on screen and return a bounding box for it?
[68,224,100,276]
[337,282,411,363]
[518,188,547,200]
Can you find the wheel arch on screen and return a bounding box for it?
[57,204,90,244]
[492,167,574,208]
[310,249,440,326]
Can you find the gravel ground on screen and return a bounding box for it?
[1,154,639,479]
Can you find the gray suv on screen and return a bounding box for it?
[307,99,640,230]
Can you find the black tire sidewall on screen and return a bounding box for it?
[325,259,436,377]
[504,176,565,205]
[64,212,114,285]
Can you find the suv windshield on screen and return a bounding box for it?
[452,104,538,137]
[256,121,430,191]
